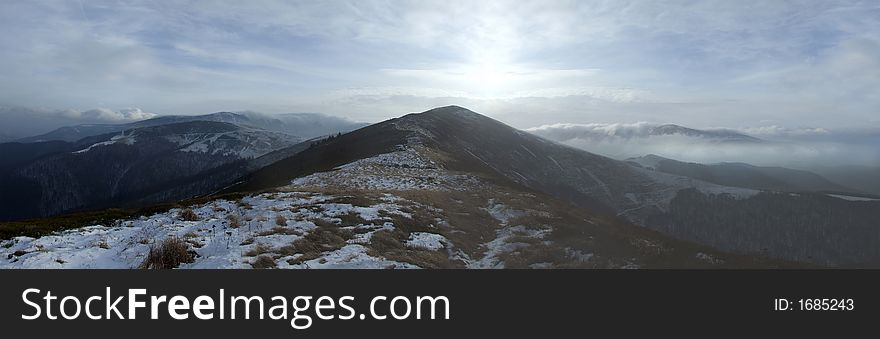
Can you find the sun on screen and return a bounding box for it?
[458,63,517,96]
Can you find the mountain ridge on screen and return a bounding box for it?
[15,111,366,143]
[229,106,880,266]
[626,154,861,194]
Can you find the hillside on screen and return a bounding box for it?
[232,106,880,266]
[626,154,859,193]
[0,144,789,269]
[0,121,302,220]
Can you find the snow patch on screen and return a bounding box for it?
[827,194,880,202]
[406,232,447,251]
[291,147,481,191]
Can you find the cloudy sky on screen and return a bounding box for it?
[0,0,878,134]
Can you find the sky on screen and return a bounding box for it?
[0,0,878,136]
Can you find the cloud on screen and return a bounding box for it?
[77,108,157,121]
[528,122,672,139]
[527,122,880,168]
[0,106,157,139]
[0,1,877,132]
[4,106,158,123]
[740,126,831,138]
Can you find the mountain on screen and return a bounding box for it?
[527,122,762,144]
[0,121,304,220]
[273,113,370,138]
[0,140,85,170]
[1,106,875,268]
[17,111,365,143]
[15,124,123,143]
[813,165,880,196]
[0,107,792,269]
[231,106,879,267]
[626,154,860,193]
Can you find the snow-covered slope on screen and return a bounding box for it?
[0,192,419,269]
[1,146,768,269]
[72,121,300,159]
[292,145,481,191]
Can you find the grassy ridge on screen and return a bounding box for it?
[0,192,253,240]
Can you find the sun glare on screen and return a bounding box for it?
[457,63,517,97]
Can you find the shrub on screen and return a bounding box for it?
[178,208,199,221]
[140,238,194,269]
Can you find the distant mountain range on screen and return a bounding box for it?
[0,112,365,220]
[813,165,880,196]
[528,122,763,144]
[626,154,860,194]
[16,111,367,143]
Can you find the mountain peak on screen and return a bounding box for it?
[421,105,473,114]
[414,105,486,120]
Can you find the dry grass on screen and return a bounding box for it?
[257,227,301,236]
[284,225,352,264]
[227,214,241,228]
[245,243,273,257]
[252,255,277,269]
[366,230,453,269]
[310,218,336,228]
[140,238,194,269]
[0,203,179,240]
[337,212,368,226]
[178,208,200,221]
[329,194,378,207]
[498,246,570,269]
[392,190,500,255]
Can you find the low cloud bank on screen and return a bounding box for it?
[528,122,880,168]
[0,106,157,140]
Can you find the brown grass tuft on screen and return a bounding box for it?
[227,214,241,228]
[140,238,194,269]
[178,208,199,221]
[245,243,272,257]
[366,231,452,269]
[252,255,277,269]
[284,225,352,264]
